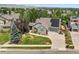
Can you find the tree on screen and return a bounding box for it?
[10,21,21,44]
[23,8,38,22]
[19,9,24,20]
[38,9,49,17]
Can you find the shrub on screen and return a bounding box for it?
[64,31,74,49]
[66,44,74,49]
[61,24,74,49]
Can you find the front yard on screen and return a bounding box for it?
[19,34,52,45]
[0,32,10,44]
[0,32,52,48]
[0,33,52,49]
[0,31,52,45]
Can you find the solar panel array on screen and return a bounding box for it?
[50,19,59,27]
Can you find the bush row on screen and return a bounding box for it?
[61,24,74,49]
[64,30,74,49]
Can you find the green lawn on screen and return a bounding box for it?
[0,33,51,49]
[0,32,52,45]
[19,34,52,45]
[0,32,10,44]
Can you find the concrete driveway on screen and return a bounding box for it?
[48,31,65,50]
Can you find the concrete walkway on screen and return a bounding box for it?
[3,41,10,45]
[48,31,65,50]
[29,33,48,37]
[70,32,79,49]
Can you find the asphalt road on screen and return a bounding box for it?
[0,48,79,54]
[1,50,79,54]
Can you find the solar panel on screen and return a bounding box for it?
[51,19,59,27]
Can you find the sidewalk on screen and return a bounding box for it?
[29,32,48,37]
[3,41,10,45]
[70,32,79,49]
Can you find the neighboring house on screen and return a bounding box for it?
[0,13,20,31]
[0,20,4,31]
[70,16,79,31]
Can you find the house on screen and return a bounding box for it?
[36,18,61,33]
[31,23,48,35]
[70,16,79,31]
[36,18,51,30]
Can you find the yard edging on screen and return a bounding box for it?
[0,45,51,49]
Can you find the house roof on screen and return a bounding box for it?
[0,13,20,21]
[36,18,51,29]
[32,23,47,30]
[70,16,79,20]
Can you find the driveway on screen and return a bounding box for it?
[48,31,65,50]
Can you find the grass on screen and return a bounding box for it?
[0,33,51,49]
[0,32,10,44]
[0,32,51,49]
[19,34,52,45]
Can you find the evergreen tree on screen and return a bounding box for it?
[10,21,21,44]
